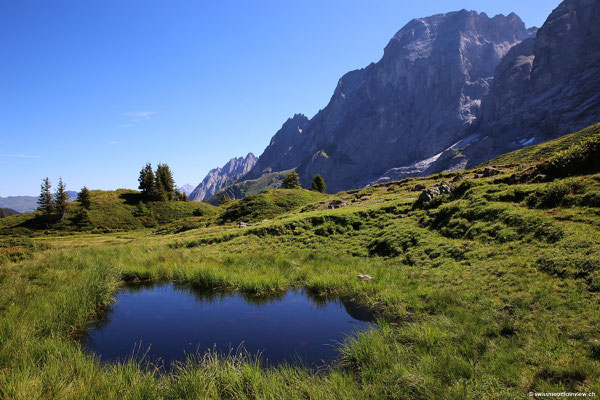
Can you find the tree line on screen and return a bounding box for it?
[281,172,326,193]
[37,178,91,220]
[138,163,188,202]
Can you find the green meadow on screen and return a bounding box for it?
[1,124,599,399]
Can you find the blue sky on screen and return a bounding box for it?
[1,1,560,196]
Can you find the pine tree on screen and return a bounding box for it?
[138,163,155,201]
[282,171,301,189]
[153,176,167,202]
[54,177,69,220]
[310,174,326,193]
[174,190,189,201]
[0,209,6,219]
[77,186,92,210]
[37,177,54,217]
[156,163,175,201]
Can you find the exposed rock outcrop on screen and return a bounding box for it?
[189,153,257,201]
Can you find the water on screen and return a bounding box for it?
[82,283,375,369]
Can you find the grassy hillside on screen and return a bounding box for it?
[206,169,293,205]
[485,122,600,167]
[0,189,218,235]
[1,124,600,398]
[219,189,329,223]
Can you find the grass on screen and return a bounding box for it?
[1,124,600,398]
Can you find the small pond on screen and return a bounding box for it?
[82,283,375,369]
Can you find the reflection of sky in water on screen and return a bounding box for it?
[83,283,375,369]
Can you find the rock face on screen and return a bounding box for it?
[379,0,600,179]
[243,11,534,192]
[189,153,257,201]
[214,0,599,196]
[244,114,310,180]
[464,0,600,166]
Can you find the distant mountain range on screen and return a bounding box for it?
[188,0,599,199]
[0,191,78,213]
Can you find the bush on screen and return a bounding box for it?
[537,134,600,178]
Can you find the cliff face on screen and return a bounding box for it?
[245,10,534,192]
[214,0,599,194]
[465,0,600,165]
[374,0,600,184]
[189,153,257,201]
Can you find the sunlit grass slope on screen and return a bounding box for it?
[1,123,600,399]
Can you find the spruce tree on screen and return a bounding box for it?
[37,177,54,217]
[182,192,189,202]
[77,186,92,210]
[54,177,69,220]
[310,174,326,193]
[153,176,167,202]
[282,171,301,189]
[138,163,155,201]
[156,163,175,201]
[0,209,6,219]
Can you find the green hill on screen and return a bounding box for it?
[206,169,293,205]
[0,189,217,235]
[484,122,600,168]
[219,189,329,223]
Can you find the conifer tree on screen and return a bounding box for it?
[77,186,92,210]
[182,192,189,202]
[310,174,326,193]
[282,171,301,189]
[138,163,155,201]
[0,209,6,219]
[156,163,175,201]
[37,177,54,217]
[153,176,168,202]
[54,177,69,220]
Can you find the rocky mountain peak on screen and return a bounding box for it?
[189,153,257,201]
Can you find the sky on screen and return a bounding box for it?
[0,1,560,196]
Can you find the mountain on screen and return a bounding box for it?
[177,184,195,196]
[189,153,257,201]
[0,191,78,213]
[242,10,535,193]
[374,0,600,183]
[0,208,20,216]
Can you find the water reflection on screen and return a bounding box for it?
[82,282,375,370]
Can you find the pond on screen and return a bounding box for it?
[82,283,375,369]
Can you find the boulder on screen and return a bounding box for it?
[417,182,456,203]
[358,274,374,281]
[328,200,348,209]
[482,166,502,177]
[239,222,250,228]
[409,184,426,192]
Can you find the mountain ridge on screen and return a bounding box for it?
[189,153,257,201]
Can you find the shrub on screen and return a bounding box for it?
[537,134,600,178]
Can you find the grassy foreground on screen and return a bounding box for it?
[1,124,600,399]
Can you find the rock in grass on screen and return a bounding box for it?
[239,222,250,228]
[358,274,374,281]
[482,166,502,177]
[417,182,456,203]
[328,200,348,209]
[409,184,426,192]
